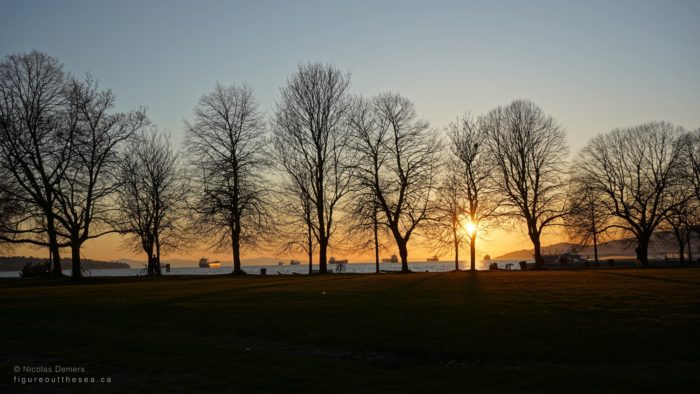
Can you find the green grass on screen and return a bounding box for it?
[1,269,699,393]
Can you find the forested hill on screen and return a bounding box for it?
[0,256,130,271]
[494,233,695,260]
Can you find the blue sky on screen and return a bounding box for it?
[2,0,700,261]
[2,0,698,153]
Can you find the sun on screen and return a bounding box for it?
[464,222,477,236]
[461,217,477,237]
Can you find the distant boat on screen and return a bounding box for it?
[381,254,399,263]
[427,255,439,262]
[289,260,301,265]
[278,261,285,266]
[198,258,221,268]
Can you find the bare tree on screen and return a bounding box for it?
[0,166,25,251]
[682,128,700,262]
[429,173,467,271]
[483,100,569,269]
[54,76,147,277]
[659,185,698,263]
[346,96,388,273]
[272,169,317,274]
[575,122,689,267]
[344,193,384,273]
[564,177,613,265]
[272,63,353,274]
[0,51,73,275]
[684,128,700,202]
[447,114,500,271]
[349,92,440,273]
[115,130,185,276]
[184,83,272,275]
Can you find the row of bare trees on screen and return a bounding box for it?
[0,51,149,277]
[572,122,698,267]
[2,52,698,276]
[442,109,698,269]
[269,64,698,272]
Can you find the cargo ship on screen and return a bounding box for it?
[381,254,399,263]
[198,258,221,268]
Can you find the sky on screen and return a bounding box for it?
[1,0,699,265]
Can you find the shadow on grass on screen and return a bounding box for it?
[589,270,700,286]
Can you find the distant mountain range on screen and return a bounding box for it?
[0,256,130,271]
[494,233,697,260]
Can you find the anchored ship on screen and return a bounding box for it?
[381,254,399,263]
[198,258,221,268]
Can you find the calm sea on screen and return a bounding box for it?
[0,260,527,278]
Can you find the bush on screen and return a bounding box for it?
[20,260,52,278]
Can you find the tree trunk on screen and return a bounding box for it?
[231,228,244,275]
[453,223,459,271]
[46,215,63,276]
[147,255,155,276]
[318,237,328,274]
[316,172,327,274]
[398,241,409,273]
[636,234,651,268]
[308,250,313,275]
[374,215,380,274]
[49,239,62,276]
[146,239,156,276]
[531,233,544,269]
[155,237,162,276]
[71,240,82,278]
[593,232,599,265]
[307,224,313,275]
[470,233,477,271]
[454,236,459,271]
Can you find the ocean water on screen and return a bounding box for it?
[0,260,527,278]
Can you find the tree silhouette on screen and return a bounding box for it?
[346,96,389,273]
[349,93,440,273]
[55,76,147,277]
[576,122,690,267]
[184,83,272,275]
[430,173,467,271]
[0,165,26,252]
[0,51,72,275]
[483,100,569,269]
[272,63,353,274]
[446,114,500,271]
[115,130,185,276]
[564,178,613,265]
[272,167,317,274]
[684,128,700,203]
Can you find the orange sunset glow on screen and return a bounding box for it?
[1,1,700,393]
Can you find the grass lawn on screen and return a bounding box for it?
[1,268,699,393]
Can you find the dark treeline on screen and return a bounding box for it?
[0,256,130,271]
[1,51,699,277]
